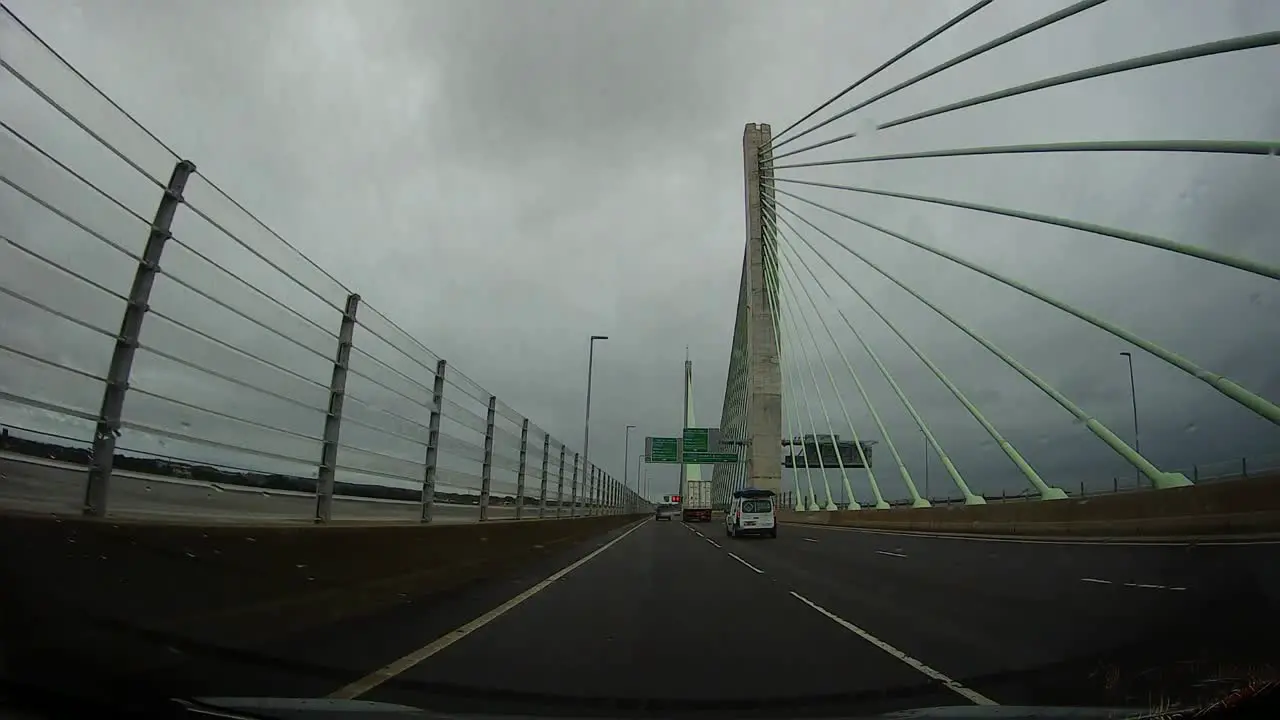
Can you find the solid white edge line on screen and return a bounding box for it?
[875,550,908,558]
[727,552,764,574]
[789,591,997,706]
[328,518,649,700]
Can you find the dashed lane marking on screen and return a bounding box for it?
[790,591,997,706]
[727,552,765,574]
[1081,577,1186,591]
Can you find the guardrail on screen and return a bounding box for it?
[0,15,639,523]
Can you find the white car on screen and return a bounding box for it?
[725,488,777,539]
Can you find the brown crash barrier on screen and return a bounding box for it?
[776,472,1280,537]
[0,511,644,693]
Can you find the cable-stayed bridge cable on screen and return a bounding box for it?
[772,250,863,508]
[768,207,1065,501]
[774,139,1280,168]
[772,178,1280,283]
[764,229,841,510]
[770,0,1109,153]
[778,225,970,505]
[774,199,1194,490]
[877,31,1280,134]
[769,0,994,149]
[774,189,1280,428]
[764,216,923,506]
[760,223,820,510]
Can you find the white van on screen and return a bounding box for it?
[726,488,777,539]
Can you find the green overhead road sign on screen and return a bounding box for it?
[682,427,711,453]
[646,436,681,463]
[682,451,739,464]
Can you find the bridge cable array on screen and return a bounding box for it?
[720,0,1279,507]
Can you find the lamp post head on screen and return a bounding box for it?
[1120,351,1131,357]
[591,335,609,341]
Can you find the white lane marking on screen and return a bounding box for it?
[727,552,764,574]
[790,591,997,706]
[802,537,819,543]
[705,537,722,548]
[1080,577,1186,591]
[876,550,908,558]
[783,522,1280,547]
[328,519,648,699]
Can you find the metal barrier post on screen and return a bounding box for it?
[84,159,195,517]
[316,293,361,523]
[538,434,550,518]
[515,418,529,519]
[569,454,580,518]
[555,443,566,517]
[421,359,446,522]
[480,395,496,521]
[589,466,598,516]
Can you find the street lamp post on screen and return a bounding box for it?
[1120,351,1141,487]
[582,335,608,478]
[623,424,636,512]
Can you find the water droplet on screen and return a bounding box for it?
[854,115,879,138]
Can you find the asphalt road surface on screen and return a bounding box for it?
[0,455,573,524]
[148,518,1277,717]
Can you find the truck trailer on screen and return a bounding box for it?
[682,479,712,522]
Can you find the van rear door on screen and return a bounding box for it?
[738,498,774,529]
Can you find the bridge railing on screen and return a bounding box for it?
[0,9,639,523]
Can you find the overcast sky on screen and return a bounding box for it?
[1,0,1277,507]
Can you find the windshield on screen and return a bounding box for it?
[1,2,1277,719]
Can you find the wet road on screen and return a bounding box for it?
[156,517,1278,716]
